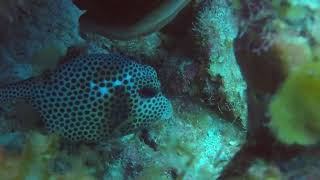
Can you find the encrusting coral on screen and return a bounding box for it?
[193,0,247,128]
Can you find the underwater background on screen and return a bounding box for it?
[0,0,320,179]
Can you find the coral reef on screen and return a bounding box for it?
[102,99,244,179]
[83,32,163,63]
[1,98,239,180]
[0,0,83,83]
[193,0,247,128]
[234,0,320,144]
[219,0,320,178]
[0,132,98,179]
[235,0,320,93]
[159,55,200,96]
[6,0,320,179]
[243,160,283,180]
[236,146,320,179]
[109,33,163,61]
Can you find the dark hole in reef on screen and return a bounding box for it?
[138,87,158,98]
[73,0,162,27]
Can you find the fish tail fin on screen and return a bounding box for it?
[0,78,35,103]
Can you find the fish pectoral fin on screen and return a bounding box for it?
[108,87,133,136]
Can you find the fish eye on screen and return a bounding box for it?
[138,87,158,98]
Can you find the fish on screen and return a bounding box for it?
[0,53,173,142]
